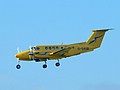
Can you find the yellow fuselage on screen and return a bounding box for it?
[16,42,94,61]
[16,29,109,62]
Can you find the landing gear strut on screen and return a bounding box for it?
[43,61,47,68]
[16,59,21,69]
[55,60,60,67]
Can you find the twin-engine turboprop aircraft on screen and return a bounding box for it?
[15,29,111,69]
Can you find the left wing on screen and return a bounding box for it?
[49,47,71,56]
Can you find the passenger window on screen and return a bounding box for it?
[45,47,48,50]
[61,47,63,49]
[49,47,51,50]
[52,46,55,50]
[56,46,59,50]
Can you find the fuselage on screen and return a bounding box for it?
[16,42,94,61]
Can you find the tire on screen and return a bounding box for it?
[56,63,60,67]
[43,64,47,68]
[16,64,21,69]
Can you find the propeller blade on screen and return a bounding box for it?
[29,45,32,52]
[29,45,34,55]
[17,48,20,53]
[29,45,35,60]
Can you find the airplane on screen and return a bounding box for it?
[15,29,111,69]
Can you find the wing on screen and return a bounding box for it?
[49,47,71,56]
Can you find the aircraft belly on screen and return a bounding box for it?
[35,55,48,59]
[34,54,60,60]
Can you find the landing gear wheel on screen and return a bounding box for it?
[56,63,60,67]
[43,64,47,68]
[16,64,21,69]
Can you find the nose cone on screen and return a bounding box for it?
[16,53,21,58]
[15,50,30,60]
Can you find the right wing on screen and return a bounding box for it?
[49,47,71,56]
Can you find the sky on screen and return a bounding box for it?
[0,0,120,90]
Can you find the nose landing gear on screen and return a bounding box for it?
[16,64,21,69]
[16,59,21,69]
[43,61,47,68]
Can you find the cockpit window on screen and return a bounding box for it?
[31,47,36,50]
[31,47,40,50]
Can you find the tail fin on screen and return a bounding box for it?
[86,29,111,48]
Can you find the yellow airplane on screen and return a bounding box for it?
[15,29,111,69]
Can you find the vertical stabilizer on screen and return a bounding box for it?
[86,29,111,48]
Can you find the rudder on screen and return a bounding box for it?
[86,29,111,48]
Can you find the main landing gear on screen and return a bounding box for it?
[43,61,47,68]
[42,60,60,68]
[55,60,60,67]
[16,60,21,69]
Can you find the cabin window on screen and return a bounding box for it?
[52,46,55,50]
[45,47,48,50]
[49,47,51,50]
[56,46,59,50]
[61,47,63,49]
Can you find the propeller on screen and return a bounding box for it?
[29,45,35,60]
[16,47,21,69]
[17,48,20,53]
[17,48,22,53]
[29,45,34,55]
